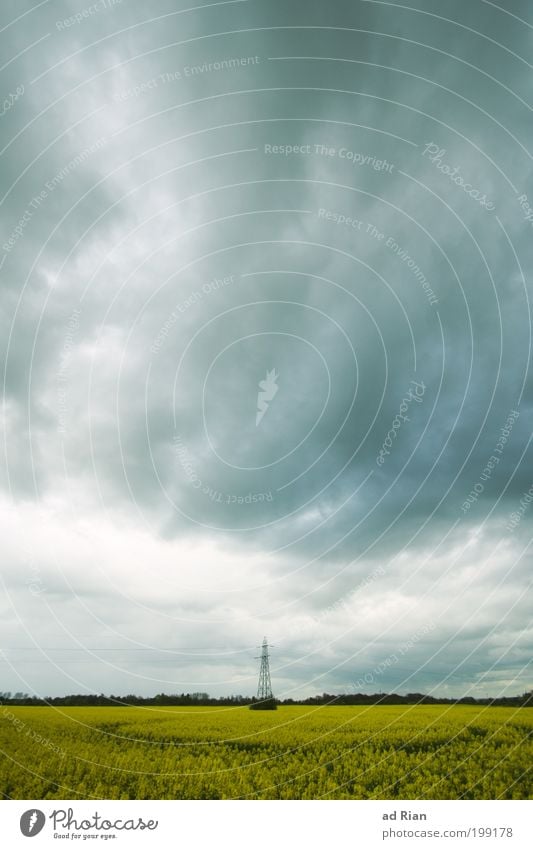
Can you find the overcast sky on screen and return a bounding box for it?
[1,0,532,699]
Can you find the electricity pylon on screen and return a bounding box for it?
[250,637,277,710]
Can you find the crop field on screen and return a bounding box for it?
[1,705,531,800]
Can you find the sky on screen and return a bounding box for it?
[1,0,532,700]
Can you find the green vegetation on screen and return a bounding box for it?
[1,705,531,799]
[249,697,277,710]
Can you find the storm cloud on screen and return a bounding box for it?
[1,0,532,698]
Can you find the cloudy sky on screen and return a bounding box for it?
[1,0,532,699]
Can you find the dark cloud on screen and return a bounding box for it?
[1,0,532,697]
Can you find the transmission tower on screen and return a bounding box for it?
[250,636,277,710]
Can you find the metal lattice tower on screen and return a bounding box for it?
[256,637,274,700]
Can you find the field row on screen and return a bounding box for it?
[1,705,531,799]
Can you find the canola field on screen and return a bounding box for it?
[1,705,531,799]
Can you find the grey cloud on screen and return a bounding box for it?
[1,0,532,698]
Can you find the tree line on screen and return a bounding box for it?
[1,690,531,707]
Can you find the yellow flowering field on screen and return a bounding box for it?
[1,705,531,799]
